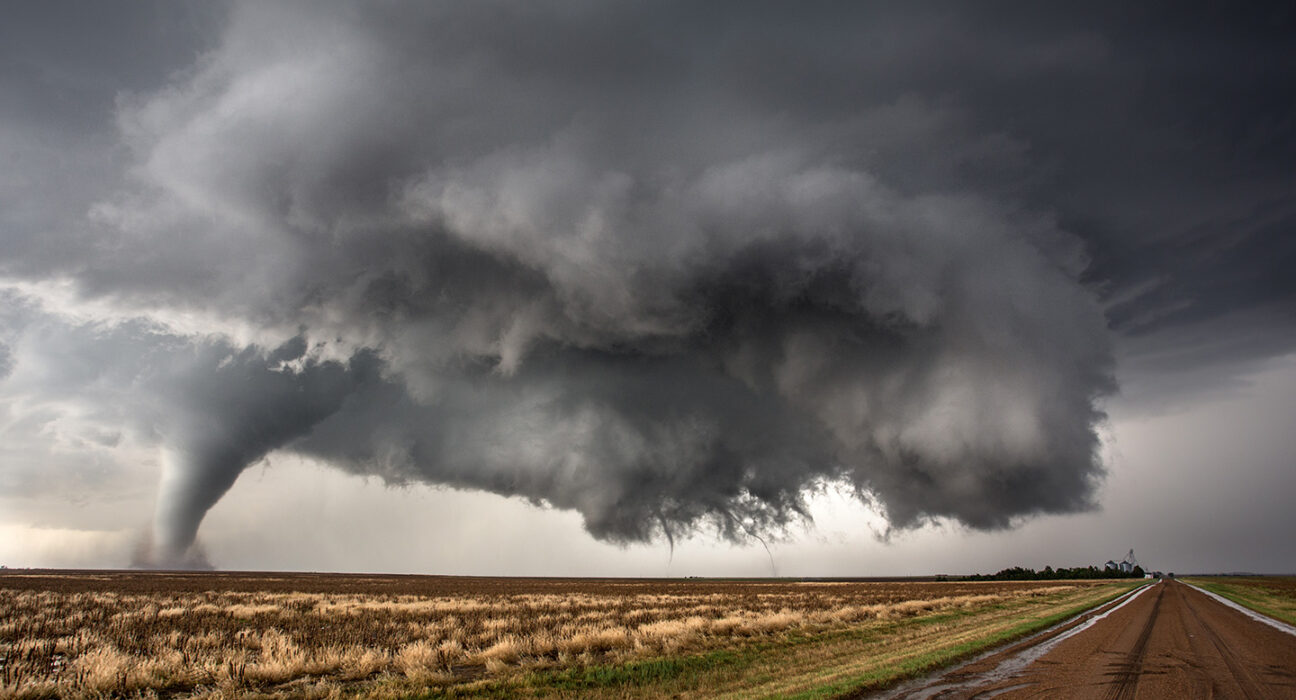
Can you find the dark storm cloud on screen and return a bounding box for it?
[0,1,1291,563]
[972,5,1296,344]
[0,1,223,272]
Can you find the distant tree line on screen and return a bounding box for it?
[943,564,1146,581]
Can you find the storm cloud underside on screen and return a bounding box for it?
[3,2,1291,567]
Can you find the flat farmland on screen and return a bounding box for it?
[1181,576,1296,626]
[0,571,1141,699]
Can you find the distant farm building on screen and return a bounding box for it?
[1102,549,1141,575]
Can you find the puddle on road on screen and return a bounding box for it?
[874,581,1160,699]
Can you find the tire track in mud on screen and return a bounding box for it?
[1178,583,1270,697]
[1100,583,1161,700]
[867,582,1157,700]
[871,580,1296,699]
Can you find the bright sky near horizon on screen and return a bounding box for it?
[2,2,1294,575]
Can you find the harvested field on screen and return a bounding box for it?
[0,570,1140,699]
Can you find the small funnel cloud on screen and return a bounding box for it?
[149,448,254,567]
[139,338,372,566]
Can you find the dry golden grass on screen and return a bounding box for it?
[0,571,1124,699]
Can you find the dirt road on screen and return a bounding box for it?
[878,579,1296,699]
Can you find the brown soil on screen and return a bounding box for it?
[891,579,1296,699]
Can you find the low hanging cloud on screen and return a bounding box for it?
[0,2,1131,566]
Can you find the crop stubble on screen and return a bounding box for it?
[1,571,1128,699]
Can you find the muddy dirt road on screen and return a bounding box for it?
[879,579,1296,699]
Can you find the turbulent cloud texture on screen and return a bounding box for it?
[3,2,1291,567]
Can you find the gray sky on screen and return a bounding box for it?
[2,1,1294,575]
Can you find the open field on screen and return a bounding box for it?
[0,571,1142,699]
[1182,576,1296,626]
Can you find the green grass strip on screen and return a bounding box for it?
[1184,578,1296,626]
[402,649,742,699]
